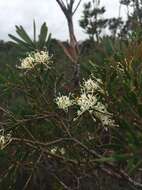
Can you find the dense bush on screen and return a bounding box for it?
[0,34,142,189]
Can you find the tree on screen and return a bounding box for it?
[120,0,131,17]
[56,0,82,87]
[120,0,142,38]
[108,17,123,38]
[56,0,81,58]
[79,0,108,41]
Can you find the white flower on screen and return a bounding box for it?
[0,136,5,145]
[19,56,34,69]
[56,95,73,111]
[101,116,115,126]
[50,147,65,155]
[76,93,115,126]
[18,51,51,69]
[77,93,97,115]
[0,129,12,149]
[34,51,50,64]
[94,102,115,127]
[55,75,116,127]
[83,78,99,92]
[82,76,103,94]
[94,102,108,113]
[50,147,57,154]
[96,113,115,127]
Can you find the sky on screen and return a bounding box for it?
[0,0,127,41]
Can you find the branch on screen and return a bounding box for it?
[58,0,66,7]
[70,0,75,10]
[12,137,73,147]
[20,140,78,165]
[53,175,72,190]
[73,0,82,15]
[12,136,142,188]
[56,0,68,16]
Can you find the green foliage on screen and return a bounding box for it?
[8,21,52,52]
[79,0,108,41]
[108,17,123,38]
[120,0,142,38]
[83,36,142,175]
[0,35,142,189]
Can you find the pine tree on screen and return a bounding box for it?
[108,17,123,38]
[79,0,108,41]
[120,0,142,38]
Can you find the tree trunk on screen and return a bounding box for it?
[67,15,79,63]
[56,0,80,87]
[67,16,80,87]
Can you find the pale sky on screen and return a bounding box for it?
[0,0,127,41]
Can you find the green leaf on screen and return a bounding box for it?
[8,34,33,51]
[38,22,48,49]
[128,159,142,175]
[33,20,36,43]
[15,25,34,45]
[93,154,132,163]
[46,33,52,50]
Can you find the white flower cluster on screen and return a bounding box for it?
[50,147,65,155]
[18,51,51,69]
[77,93,97,116]
[82,77,103,93]
[56,75,116,127]
[20,55,34,69]
[0,129,12,150]
[94,102,115,127]
[77,76,104,115]
[55,95,73,111]
[34,51,50,64]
